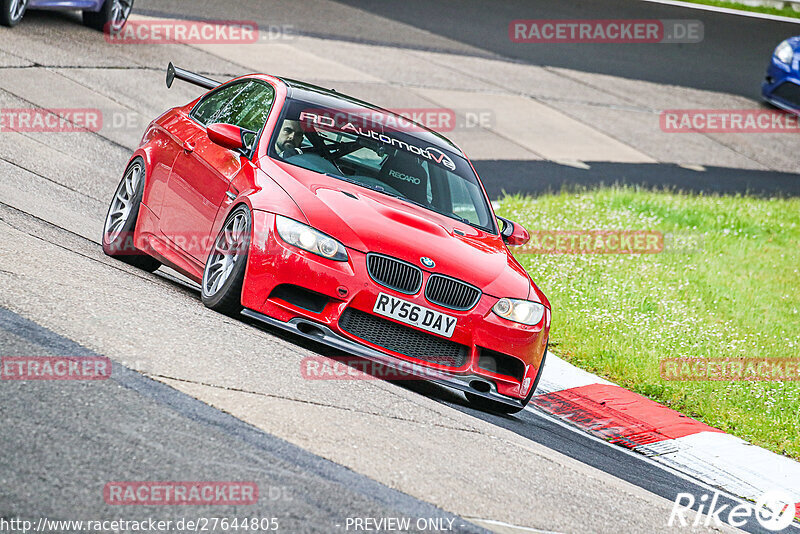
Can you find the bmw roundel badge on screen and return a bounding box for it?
[420,257,435,268]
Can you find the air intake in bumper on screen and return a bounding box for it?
[772,81,800,109]
[338,308,469,367]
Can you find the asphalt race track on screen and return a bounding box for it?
[138,0,798,98]
[332,0,798,99]
[1,0,799,533]
[0,307,486,533]
[134,0,800,197]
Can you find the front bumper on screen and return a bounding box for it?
[762,57,800,114]
[241,309,526,409]
[241,211,549,402]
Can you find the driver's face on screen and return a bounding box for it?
[275,120,304,152]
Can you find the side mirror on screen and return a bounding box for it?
[497,216,530,246]
[207,123,246,151]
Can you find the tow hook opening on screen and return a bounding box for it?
[296,321,325,338]
[469,379,492,393]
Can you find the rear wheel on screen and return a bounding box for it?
[102,157,161,272]
[201,206,252,317]
[466,341,548,415]
[0,0,28,27]
[83,0,133,32]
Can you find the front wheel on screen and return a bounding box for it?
[0,0,28,27]
[201,206,252,317]
[83,0,133,32]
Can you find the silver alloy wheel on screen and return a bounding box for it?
[8,0,27,22]
[104,161,142,244]
[109,0,132,32]
[203,211,249,297]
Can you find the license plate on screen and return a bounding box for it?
[373,292,457,338]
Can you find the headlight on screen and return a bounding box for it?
[275,215,348,261]
[492,298,545,326]
[775,40,795,64]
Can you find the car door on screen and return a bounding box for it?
[160,80,275,263]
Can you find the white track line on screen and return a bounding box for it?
[641,0,800,24]
[524,405,800,532]
[530,350,800,527]
[466,517,564,534]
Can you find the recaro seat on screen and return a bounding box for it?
[378,150,429,204]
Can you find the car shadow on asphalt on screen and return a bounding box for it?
[14,8,83,26]
[149,263,524,419]
[237,313,516,416]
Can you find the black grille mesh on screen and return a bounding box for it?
[425,274,481,310]
[367,254,422,294]
[773,82,800,108]
[339,308,469,367]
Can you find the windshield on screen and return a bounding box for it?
[269,96,496,233]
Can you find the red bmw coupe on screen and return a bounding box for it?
[102,63,550,413]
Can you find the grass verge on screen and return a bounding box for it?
[497,187,800,459]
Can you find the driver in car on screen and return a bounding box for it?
[274,119,304,158]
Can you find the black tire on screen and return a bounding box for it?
[201,205,252,317]
[83,0,132,32]
[101,157,161,273]
[0,0,27,27]
[466,341,549,415]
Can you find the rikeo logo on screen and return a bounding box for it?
[669,490,797,531]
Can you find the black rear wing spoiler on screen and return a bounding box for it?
[166,62,221,90]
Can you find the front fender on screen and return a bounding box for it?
[232,167,307,223]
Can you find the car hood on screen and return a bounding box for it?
[260,160,534,300]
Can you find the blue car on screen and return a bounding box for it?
[762,37,800,113]
[1,0,132,31]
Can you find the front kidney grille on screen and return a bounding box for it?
[366,253,422,294]
[425,274,481,310]
[338,308,469,368]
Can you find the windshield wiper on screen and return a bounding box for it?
[380,191,428,209]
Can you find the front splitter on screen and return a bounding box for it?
[241,308,524,409]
